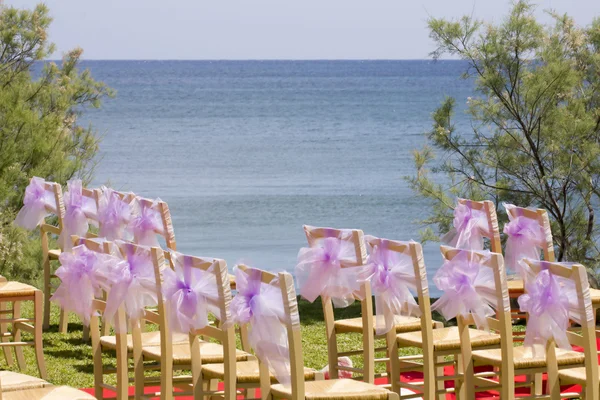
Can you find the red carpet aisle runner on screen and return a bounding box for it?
[81,339,595,399]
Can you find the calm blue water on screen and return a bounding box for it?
[81,60,475,295]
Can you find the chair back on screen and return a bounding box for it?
[302,225,374,382]
[364,237,434,336]
[456,199,501,252]
[439,246,513,356]
[504,204,554,262]
[132,196,176,250]
[46,181,66,229]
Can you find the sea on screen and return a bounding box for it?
[81,60,475,296]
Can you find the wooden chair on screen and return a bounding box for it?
[72,236,130,400]
[450,249,596,399]
[248,267,398,400]
[0,369,95,400]
[199,263,324,400]
[391,245,504,400]
[302,225,374,383]
[364,238,444,400]
[120,243,251,400]
[0,276,46,380]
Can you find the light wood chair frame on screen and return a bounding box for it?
[450,249,596,399]
[384,240,459,400]
[303,225,375,383]
[252,268,399,400]
[72,236,130,400]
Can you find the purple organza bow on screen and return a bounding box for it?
[59,179,98,251]
[227,267,291,386]
[97,187,133,241]
[162,253,220,335]
[441,201,490,250]
[295,237,363,308]
[359,242,421,335]
[431,251,496,329]
[14,177,57,230]
[51,245,113,325]
[518,266,572,354]
[503,204,545,279]
[129,199,164,247]
[102,242,158,332]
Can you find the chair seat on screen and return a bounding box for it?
[270,378,390,400]
[202,360,318,383]
[335,316,422,335]
[0,371,49,392]
[472,345,585,369]
[141,340,251,365]
[590,288,600,305]
[558,366,596,385]
[48,249,61,260]
[0,281,39,297]
[397,326,501,352]
[506,278,524,293]
[2,385,96,400]
[100,331,189,352]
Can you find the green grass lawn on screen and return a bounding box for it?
[0,298,522,390]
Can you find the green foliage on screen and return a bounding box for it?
[408,1,600,276]
[0,4,113,283]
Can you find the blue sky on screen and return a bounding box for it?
[6,0,600,59]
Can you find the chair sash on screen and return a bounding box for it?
[51,244,116,325]
[14,177,58,230]
[359,241,420,335]
[129,198,164,247]
[431,250,497,330]
[295,237,363,308]
[442,200,491,250]
[97,187,134,241]
[503,203,547,279]
[102,241,158,332]
[228,267,291,386]
[59,179,98,251]
[162,252,221,334]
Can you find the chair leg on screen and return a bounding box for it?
[58,308,68,334]
[33,291,47,379]
[499,368,515,400]
[0,301,14,366]
[434,354,445,400]
[362,330,375,384]
[12,301,26,371]
[91,317,104,400]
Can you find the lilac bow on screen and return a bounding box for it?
[441,201,490,250]
[227,267,291,386]
[102,242,158,332]
[129,199,164,247]
[162,253,220,335]
[518,266,572,355]
[431,250,496,329]
[360,242,421,335]
[14,177,57,230]
[503,204,546,279]
[295,237,363,308]
[97,187,133,241]
[59,179,98,251]
[51,245,113,325]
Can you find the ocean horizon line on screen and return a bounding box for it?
[46,58,463,63]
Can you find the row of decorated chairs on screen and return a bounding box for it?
[9,177,600,399]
